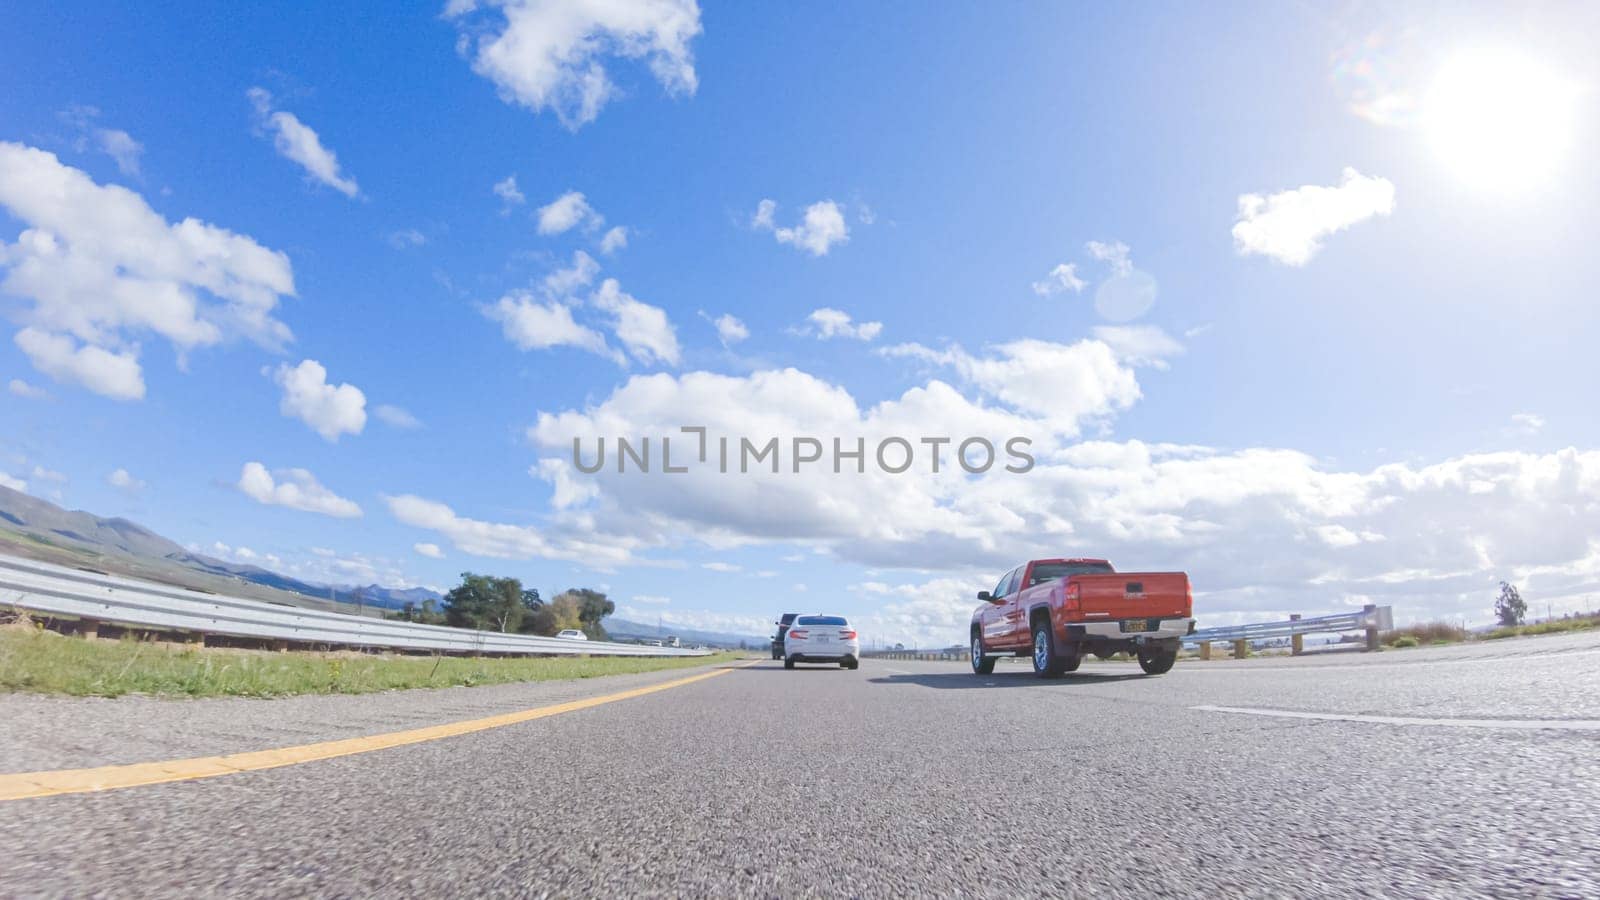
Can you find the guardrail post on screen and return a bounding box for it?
[272,639,289,652]
[1290,614,1303,656]
[79,618,100,640]
[1199,640,1211,661]
[1363,604,1379,651]
[1232,638,1248,660]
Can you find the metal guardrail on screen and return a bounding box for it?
[1184,604,1394,657]
[0,553,709,657]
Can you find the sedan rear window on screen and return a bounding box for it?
[797,615,848,626]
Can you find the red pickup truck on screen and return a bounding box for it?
[969,558,1193,677]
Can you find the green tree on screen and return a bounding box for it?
[518,588,558,636]
[552,588,615,639]
[444,573,526,632]
[1495,581,1526,627]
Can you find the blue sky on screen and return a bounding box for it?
[3,2,1598,644]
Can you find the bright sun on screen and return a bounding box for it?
[1424,49,1578,191]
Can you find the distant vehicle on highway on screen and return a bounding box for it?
[771,612,799,659]
[783,615,860,670]
[971,558,1193,677]
[646,639,664,647]
[555,629,588,641]
[664,635,681,648]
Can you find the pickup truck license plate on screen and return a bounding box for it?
[1120,618,1159,633]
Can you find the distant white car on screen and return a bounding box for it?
[646,639,664,647]
[783,615,860,670]
[556,629,588,641]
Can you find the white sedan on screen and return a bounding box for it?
[783,615,860,670]
[555,629,588,641]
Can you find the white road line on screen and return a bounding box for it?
[1192,705,1600,731]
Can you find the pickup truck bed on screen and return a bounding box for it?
[970,558,1193,677]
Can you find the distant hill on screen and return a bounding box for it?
[0,485,436,615]
[603,616,768,648]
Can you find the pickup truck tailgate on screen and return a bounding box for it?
[1073,572,1191,619]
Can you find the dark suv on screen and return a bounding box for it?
[770,612,799,659]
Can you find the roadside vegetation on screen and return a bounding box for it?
[1483,614,1600,640]
[1380,621,1470,648]
[0,625,738,698]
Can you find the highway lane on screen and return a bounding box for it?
[3,633,1598,897]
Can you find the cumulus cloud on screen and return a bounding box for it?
[485,251,674,366]
[375,404,422,429]
[7,378,47,399]
[384,492,637,566]
[1510,413,1545,436]
[493,174,525,209]
[600,225,629,254]
[58,105,144,177]
[753,199,849,256]
[702,561,741,573]
[414,542,445,559]
[247,88,360,198]
[701,311,748,347]
[272,359,367,442]
[536,190,602,235]
[107,467,145,492]
[14,328,144,400]
[1031,262,1085,297]
[0,142,295,399]
[797,308,882,341]
[237,462,362,518]
[0,471,25,492]
[1233,168,1395,266]
[592,278,680,365]
[447,0,703,129]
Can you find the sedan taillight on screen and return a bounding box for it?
[787,629,809,640]
[839,630,857,639]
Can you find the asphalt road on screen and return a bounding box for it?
[3,633,1598,898]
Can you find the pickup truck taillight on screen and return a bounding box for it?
[1063,582,1081,612]
[787,629,809,640]
[839,630,857,639]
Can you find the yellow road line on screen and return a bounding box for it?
[0,661,753,802]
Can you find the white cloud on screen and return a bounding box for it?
[592,278,680,366]
[1031,262,1085,297]
[483,252,623,363]
[704,312,748,347]
[537,190,602,235]
[272,359,367,442]
[1086,240,1133,276]
[754,199,849,256]
[0,142,295,399]
[1510,413,1545,435]
[632,594,671,605]
[14,328,144,400]
[1091,325,1185,370]
[493,174,525,209]
[798,308,882,341]
[247,88,360,198]
[446,0,703,129]
[1232,168,1395,266]
[384,492,637,565]
[386,229,426,249]
[613,605,771,638]
[58,106,144,177]
[237,462,362,518]
[107,467,145,492]
[375,404,422,429]
[30,465,66,484]
[600,225,629,254]
[414,542,445,559]
[0,471,25,492]
[702,561,741,573]
[8,378,48,399]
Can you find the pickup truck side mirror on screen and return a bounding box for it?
[976,590,991,602]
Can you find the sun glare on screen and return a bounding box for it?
[1424,49,1578,191]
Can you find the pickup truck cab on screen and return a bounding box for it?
[970,558,1193,677]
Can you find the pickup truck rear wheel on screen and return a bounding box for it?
[971,633,996,675]
[1137,646,1177,675]
[1031,622,1077,678]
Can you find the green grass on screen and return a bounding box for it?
[0,627,743,698]
[1482,614,1600,641]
